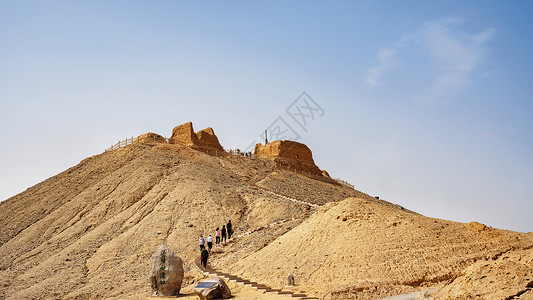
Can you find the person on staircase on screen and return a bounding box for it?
[215,227,221,245]
[221,225,227,243]
[207,234,213,251]
[199,235,205,251]
[227,220,233,239]
[200,248,209,269]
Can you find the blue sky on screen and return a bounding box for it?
[1,1,532,232]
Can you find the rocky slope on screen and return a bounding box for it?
[0,129,531,300]
[0,140,357,299]
[432,248,533,299]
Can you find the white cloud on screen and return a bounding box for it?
[364,48,397,86]
[365,18,495,104]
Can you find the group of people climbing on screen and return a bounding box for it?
[199,220,234,268]
[216,219,234,244]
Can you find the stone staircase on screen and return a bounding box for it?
[232,216,299,239]
[260,188,320,208]
[190,176,321,299]
[194,257,319,299]
[248,169,321,208]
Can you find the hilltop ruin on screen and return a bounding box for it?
[254,140,323,176]
[168,122,224,152]
[132,123,331,179]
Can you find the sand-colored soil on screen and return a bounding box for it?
[226,198,533,299]
[432,248,533,299]
[0,142,531,300]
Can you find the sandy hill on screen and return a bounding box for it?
[225,198,532,299]
[0,137,358,299]
[0,125,531,300]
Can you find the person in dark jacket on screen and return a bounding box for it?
[221,225,227,243]
[227,220,233,239]
[200,248,209,268]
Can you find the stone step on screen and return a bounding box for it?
[252,284,269,290]
[193,244,320,300]
[277,291,293,295]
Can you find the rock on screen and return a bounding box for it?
[321,170,331,178]
[196,127,224,151]
[193,277,231,300]
[287,273,295,286]
[149,245,184,296]
[415,291,434,299]
[169,122,224,151]
[465,221,490,233]
[135,132,167,144]
[254,140,323,175]
[211,247,224,253]
[169,122,199,146]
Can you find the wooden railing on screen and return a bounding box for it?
[105,137,137,152]
[274,164,354,189]
[224,149,254,158]
[333,178,354,189]
[104,138,355,190]
[105,136,170,152]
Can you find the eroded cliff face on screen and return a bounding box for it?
[254,140,322,175]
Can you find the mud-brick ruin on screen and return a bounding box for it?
[136,122,329,177]
[254,140,324,176]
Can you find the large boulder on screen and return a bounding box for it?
[193,277,232,300]
[254,140,322,175]
[149,245,184,296]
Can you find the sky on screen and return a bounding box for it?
[1,1,532,232]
